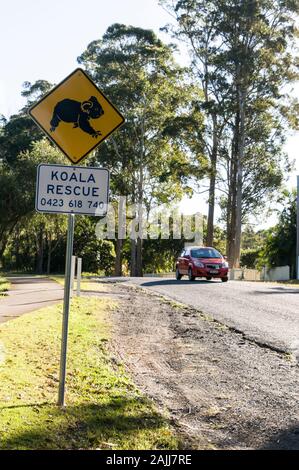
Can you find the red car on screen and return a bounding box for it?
[176,246,229,282]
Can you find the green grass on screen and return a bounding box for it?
[0,276,9,296]
[50,275,109,293]
[0,297,178,450]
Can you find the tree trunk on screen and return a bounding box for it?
[114,196,127,276]
[233,89,245,268]
[227,184,237,267]
[227,112,239,268]
[130,238,137,277]
[47,234,52,275]
[36,226,44,274]
[0,233,9,268]
[15,226,20,270]
[135,116,145,277]
[207,114,218,246]
[114,238,123,276]
[227,84,246,269]
[0,222,18,265]
[136,237,143,277]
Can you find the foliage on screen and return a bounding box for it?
[3,213,116,276]
[1,139,114,275]
[2,213,67,273]
[209,224,227,255]
[78,24,207,275]
[78,23,206,200]
[2,11,298,275]
[241,226,267,251]
[240,248,262,269]
[74,218,115,275]
[239,226,267,268]
[0,139,65,266]
[160,0,299,267]
[0,80,53,165]
[142,237,184,273]
[257,190,297,277]
[0,276,9,296]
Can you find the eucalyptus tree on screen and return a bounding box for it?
[78,24,206,276]
[0,139,65,266]
[160,0,231,246]
[258,190,297,278]
[161,0,299,266]
[0,80,53,165]
[215,0,299,266]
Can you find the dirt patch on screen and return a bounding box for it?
[104,282,299,450]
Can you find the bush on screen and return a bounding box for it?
[240,248,262,269]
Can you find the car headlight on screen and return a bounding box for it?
[194,260,205,268]
[222,261,229,268]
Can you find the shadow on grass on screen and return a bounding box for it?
[0,402,52,410]
[0,396,173,450]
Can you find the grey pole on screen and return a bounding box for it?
[70,255,76,297]
[77,258,82,297]
[297,176,299,280]
[58,213,75,407]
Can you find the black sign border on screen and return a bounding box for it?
[28,68,125,165]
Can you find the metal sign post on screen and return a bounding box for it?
[58,213,75,407]
[29,68,124,408]
[35,163,110,407]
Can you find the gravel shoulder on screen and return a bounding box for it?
[119,277,299,354]
[106,281,299,450]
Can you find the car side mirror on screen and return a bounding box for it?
[224,255,228,260]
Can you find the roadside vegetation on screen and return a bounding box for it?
[50,275,109,293]
[0,297,178,450]
[0,276,9,296]
[0,1,299,277]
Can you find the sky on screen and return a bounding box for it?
[0,0,172,115]
[0,0,298,228]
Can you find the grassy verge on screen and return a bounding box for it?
[0,276,9,296]
[50,275,108,293]
[0,297,178,450]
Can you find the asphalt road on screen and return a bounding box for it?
[117,277,299,354]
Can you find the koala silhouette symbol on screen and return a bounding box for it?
[50,96,104,138]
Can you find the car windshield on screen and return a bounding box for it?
[191,248,222,259]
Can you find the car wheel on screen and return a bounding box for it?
[176,268,182,280]
[221,277,228,282]
[206,277,212,281]
[188,268,196,282]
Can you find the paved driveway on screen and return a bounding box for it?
[0,277,64,324]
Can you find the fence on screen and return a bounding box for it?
[260,265,290,282]
[145,266,290,282]
[229,266,290,282]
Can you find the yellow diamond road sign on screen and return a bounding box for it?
[29,68,125,164]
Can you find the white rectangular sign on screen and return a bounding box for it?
[35,164,109,216]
